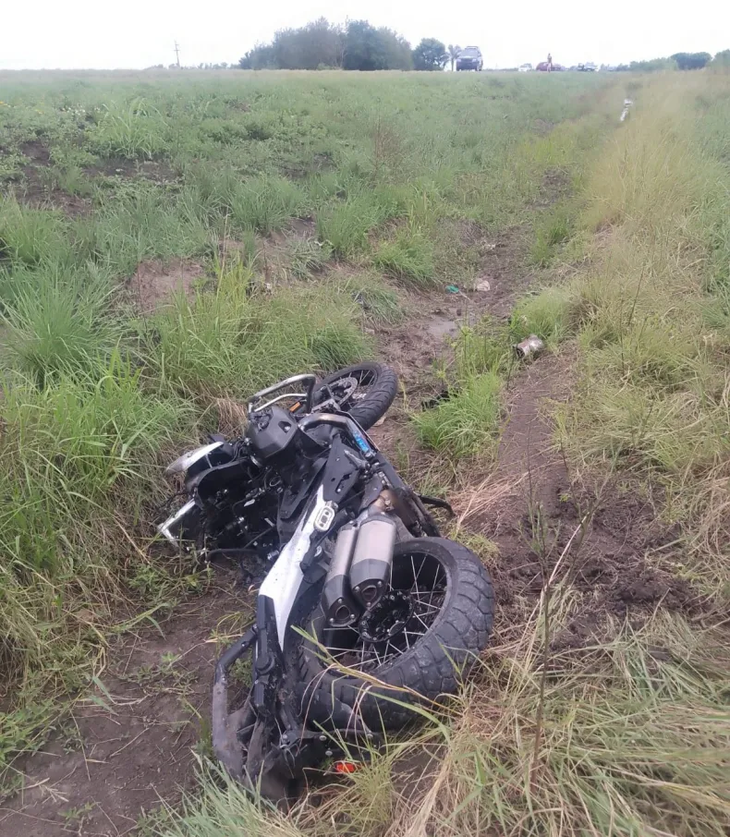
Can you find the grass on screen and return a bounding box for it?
[229,176,305,234]
[344,273,405,325]
[530,204,574,266]
[0,267,116,382]
[315,194,382,257]
[413,372,502,460]
[552,74,730,554]
[509,285,575,345]
[372,227,437,288]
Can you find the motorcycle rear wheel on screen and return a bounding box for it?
[295,538,494,731]
[313,362,398,430]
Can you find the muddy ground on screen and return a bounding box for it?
[0,210,698,836]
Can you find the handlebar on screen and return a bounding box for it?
[247,374,317,415]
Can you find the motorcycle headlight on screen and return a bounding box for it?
[165,441,224,475]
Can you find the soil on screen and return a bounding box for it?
[0,571,249,837]
[15,141,92,217]
[129,259,207,313]
[1,169,700,833]
[451,348,698,649]
[7,140,177,218]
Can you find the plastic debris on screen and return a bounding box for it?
[445,285,460,294]
[475,279,491,292]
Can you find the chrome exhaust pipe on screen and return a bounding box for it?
[349,514,396,610]
[321,525,360,627]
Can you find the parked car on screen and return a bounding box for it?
[577,62,597,71]
[518,63,533,72]
[456,46,483,72]
[536,61,565,72]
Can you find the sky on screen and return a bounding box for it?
[1,0,729,70]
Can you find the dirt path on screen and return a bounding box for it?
[0,573,246,837]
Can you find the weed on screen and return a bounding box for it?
[316,194,381,257]
[413,372,502,460]
[287,238,331,278]
[530,205,574,266]
[89,98,169,160]
[509,286,574,344]
[0,268,116,382]
[344,274,404,325]
[0,198,68,267]
[453,318,512,381]
[372,228,437,288]
[230,176,305,235]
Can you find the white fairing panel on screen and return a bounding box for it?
[258,486,328,647]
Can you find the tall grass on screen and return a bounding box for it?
[372,227,437,288]
[230,176,305,234]
[0,267,116,382]
[144,256,369,400]
[0,198,69,267]
[89,98,170,160]
[553,74,730,574]
[0,354,192,689]
[413,372,502,460]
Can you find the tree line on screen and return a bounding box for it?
[238,19,451,71]
[613,51,730,72]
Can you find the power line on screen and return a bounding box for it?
[174,41,180,69]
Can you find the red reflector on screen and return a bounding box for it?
[334,761,358,774]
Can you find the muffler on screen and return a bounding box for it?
[321,513,398,625]
[322,525,359,627]
[349,514,396,609]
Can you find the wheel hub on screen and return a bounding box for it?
[358,590,413,643]
[331,375,359,403]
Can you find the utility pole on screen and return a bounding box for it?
[174,41,181,69]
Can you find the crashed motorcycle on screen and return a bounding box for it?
[158,362,494,799]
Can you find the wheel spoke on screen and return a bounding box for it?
[321,549,449,671]
[413,612,431,632]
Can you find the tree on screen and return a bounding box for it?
[239,17,412,71]
[413,38,448,71]
[376,26,413,70]
[239,43,276,69]
[670,52,711,70]
[712,49,730,68]
[343,20,411,70]
[447,44,462,72]
[271,18,344,70]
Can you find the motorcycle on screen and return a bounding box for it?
[158,362,494,800]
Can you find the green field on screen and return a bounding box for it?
[1,68,730,836]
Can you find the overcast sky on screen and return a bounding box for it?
[2,0,728,70]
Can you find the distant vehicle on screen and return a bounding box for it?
[577,62,597,72]
[536,61,565,72]
[518,63,533,72]
[456,46,483,72]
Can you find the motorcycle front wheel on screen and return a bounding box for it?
[312,362,398,430]
[294,538,494,731]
